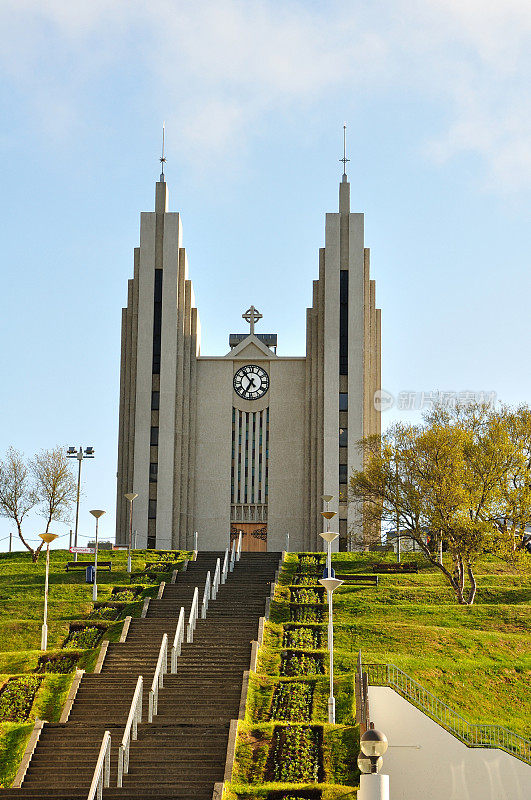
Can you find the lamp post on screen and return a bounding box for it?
[319,575,343,723]
[39,532,59,651]
[124,493,138,573]
[89,510,105,601]
[67,446,95,562]
[357,729,389,800]
[321,494,336,574]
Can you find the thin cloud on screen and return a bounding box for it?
[0,0,530,190]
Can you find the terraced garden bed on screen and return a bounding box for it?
[35,653,79,673]
[269,681,313,722]
[0,676,42,722]
[62,624,106,649]
[283,626,323,649]
[290,588,325,605]
[290,605,324,623]
[280,651,325,677]
[266,725,323,783]
[110,585,144,601]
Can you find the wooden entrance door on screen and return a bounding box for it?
[230,524,267,552]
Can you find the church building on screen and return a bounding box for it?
[115,164,381,552]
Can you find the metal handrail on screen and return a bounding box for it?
[201,570,211,619]
[212,558,221,599]
[187,586,199,642]
[365,662,531,764]
[229,541,236,572]
[87,730,111,800]
[148,634,168,722]
[171,606,186,672]
[221,547,229,583]
[117,675,143,787]
[236,531,242,561]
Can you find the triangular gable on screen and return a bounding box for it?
[225,334,277,360]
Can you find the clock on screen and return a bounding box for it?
[233,364,269,400]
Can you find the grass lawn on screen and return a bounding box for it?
[231,550,530,799]
[0,546,190,787]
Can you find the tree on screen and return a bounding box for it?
[349,403,531,605]
[0,446,77,561]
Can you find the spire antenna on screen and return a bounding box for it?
[340,122,349,178]
[159,121,166,181]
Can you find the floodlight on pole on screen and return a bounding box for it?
[319,530,339,578]
[89,510,105,601]
[39,532,59,651]
[67,446,95,562]
[124,493,138,573]
[319,575,343,723]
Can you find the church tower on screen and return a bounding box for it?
[116,176,200,551]
[304,170,381,548]
[116,157,380,552]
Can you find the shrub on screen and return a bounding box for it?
[88,606,119,620]
[0,676,41,722]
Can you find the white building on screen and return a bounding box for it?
[115,167,381,552]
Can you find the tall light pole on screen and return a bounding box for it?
[124,493,138,573]
[319,575,343,723]
[321,495,337,577]
[67,446,95,562]
[89,510,105,601]
[39,532,59,651]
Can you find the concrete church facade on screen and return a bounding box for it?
[115,170,381,552]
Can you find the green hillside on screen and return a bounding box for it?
[0,547,189,787]
[228,551,531,800]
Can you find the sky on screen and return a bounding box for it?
[0,0,530,549]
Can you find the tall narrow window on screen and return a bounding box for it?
[339,392,348,411]
[339,464,348,484]
[148,499,157,519]
[150,426,159,446]
[151,391,160,410]
[339,428,348,447]
[152,269,163,373]
[149,463,158,482]
[340,270,348,375]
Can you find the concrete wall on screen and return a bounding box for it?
[369,687,530,800]
[194,350,307,550]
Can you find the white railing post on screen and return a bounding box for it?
[171,606,185,673]
[187,587,199,643]
[201,570,211,618]
[148,634,168,723]
[212,558,221,599]
[88,731,111,800]
[221,547,229,584]
[117,675,143,787]
[236,531,242,561]
[229,541,236,572]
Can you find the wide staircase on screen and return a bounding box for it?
[0,551,280,800]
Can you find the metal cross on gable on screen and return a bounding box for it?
[242,305,263,335]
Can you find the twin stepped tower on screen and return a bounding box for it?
[116,173,381,553]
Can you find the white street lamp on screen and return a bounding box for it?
[124,493,138,573]
[39,532,59,651]
[321,495,337,569]
[358,729,389,800]
[89,510,105,601]
[319,575,343,723]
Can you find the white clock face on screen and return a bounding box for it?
[233,364,269,400]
